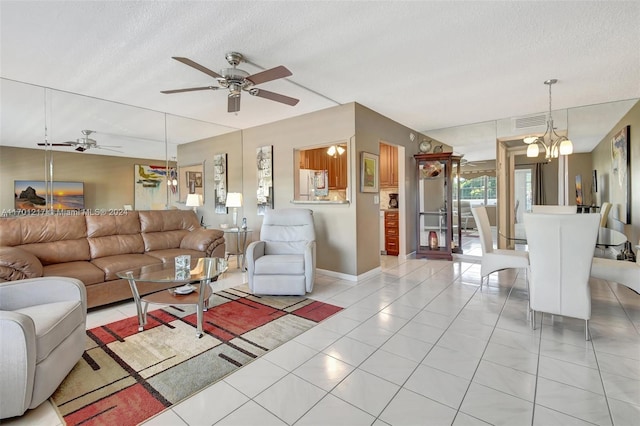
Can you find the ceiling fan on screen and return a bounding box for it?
[161,52,299,113]
[37,130,122,153]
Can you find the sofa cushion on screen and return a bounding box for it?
[91,254,162,281]
[43,261,106,285]
[142,230,189,251]
[14,300,84,363]
[85,212,141,237]
[0,215,87,246]
[139,210,199,232]
[146,249,205,264]
[88,234,145,259]
[254,254,305,275]
[18,239,91,265]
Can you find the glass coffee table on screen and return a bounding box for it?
[117,257,228,338]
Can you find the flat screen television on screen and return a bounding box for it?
[14,180,84,210]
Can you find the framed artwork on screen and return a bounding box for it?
[134,164,168,210]
[360,151,379,193]
[257,145,273,215]
[611,125,631,224]
[187,171,203,188]
[179,162,204,203]
[14,180,84,210]
[213,153,227,214]
[575,174,583,206]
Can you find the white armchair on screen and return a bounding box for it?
[0,277,86,419]
[246,208,316,295]
[523,213,600,340]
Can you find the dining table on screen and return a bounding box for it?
[505,226,627,248]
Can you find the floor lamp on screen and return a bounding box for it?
[225,193,243,227]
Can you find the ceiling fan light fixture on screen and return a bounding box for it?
[162,52,299,113]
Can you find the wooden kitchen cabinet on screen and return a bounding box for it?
[384,210,399,256]
[300,147,347,190]
[380,144,398,188]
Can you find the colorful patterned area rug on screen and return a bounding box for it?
[51,285,342,426]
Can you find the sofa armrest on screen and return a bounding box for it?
[305,240,316,293]
[246,241,265,291]
[180,229,225,257]
[0,310,36,418]
[0,247,44,282]
[0,277,87,312]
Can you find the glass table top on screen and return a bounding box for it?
[116,257,228,283]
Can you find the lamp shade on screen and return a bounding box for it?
[185,193,202,207]
[527,143,539,157]
[225,192,243,208]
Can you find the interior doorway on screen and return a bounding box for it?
[379,141,405,258]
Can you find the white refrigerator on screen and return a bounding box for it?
[299,169,327,200]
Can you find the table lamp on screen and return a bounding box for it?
[225,192,243,227]
[185,193,202,212]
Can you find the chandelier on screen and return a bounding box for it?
[524,79,573,160]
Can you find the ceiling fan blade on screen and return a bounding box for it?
[75,146,87,152]
[228,95,241,113]
[161,86,219,94]
[172,57,223,79]
[37,143,73,146]
[95,146,123,153]
[249,88,299,106]
[246,65,292,85]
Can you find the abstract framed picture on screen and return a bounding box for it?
[256,145,273,215]
[134,164,168,210]
[611,125,631,224]
[213,153,227,214]
[360,151,379,193]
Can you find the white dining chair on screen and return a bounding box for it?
[531,205,577,214]
[471,206,529,290]
[523,213,600,340]
[599,202,612,227]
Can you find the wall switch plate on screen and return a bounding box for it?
[374,195,379,204]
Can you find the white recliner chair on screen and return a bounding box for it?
[246,208,316,295]
[524,213,600,340]
[0,276,87,419]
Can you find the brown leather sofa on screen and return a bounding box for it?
[0,210,225,308]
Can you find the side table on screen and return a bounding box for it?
[222,228,252,270]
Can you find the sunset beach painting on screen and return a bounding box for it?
[14,180,84,210]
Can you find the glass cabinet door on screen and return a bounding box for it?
[415,153,462,260]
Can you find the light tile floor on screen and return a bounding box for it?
[6,252,640,426]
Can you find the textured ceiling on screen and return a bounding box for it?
[1,1,639,161]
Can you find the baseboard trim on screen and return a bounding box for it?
[316,266,382,283]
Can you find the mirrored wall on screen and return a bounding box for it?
[0,78,236,214]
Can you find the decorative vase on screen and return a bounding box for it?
[241,217,247,230]
[428,231,439,250]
